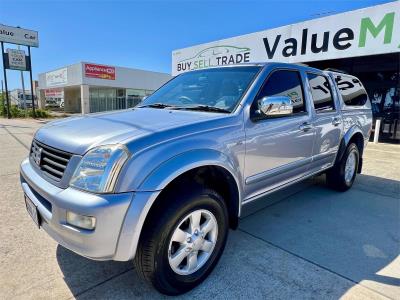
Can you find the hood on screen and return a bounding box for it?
[35,108,223,155]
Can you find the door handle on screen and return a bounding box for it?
[332,117,341,126]
[299,122,313,132]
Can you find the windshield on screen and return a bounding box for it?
[140,66,261,113]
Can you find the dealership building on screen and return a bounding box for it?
[38,62,171,114]
[172,1,399,143]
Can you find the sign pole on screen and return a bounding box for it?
[1,79,5,116]
[1,42,11,119]
[27,46,36,118]
[17,45,27,116]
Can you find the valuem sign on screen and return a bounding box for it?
[172,2,400,75]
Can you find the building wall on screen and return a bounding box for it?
[38,62,171,90]
[64,87,81,113]
[38,63,83,89]
[38,62,171,114]
[8,89,34,107]
[81,63,171,90]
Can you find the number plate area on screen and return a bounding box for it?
[24,195,40,228]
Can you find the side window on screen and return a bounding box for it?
[307,73,335,112]
[254,70,306,116]
[334,75,368,106]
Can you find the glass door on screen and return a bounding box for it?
[126,89,147,108]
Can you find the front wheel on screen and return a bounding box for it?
[326,143,359,191]
[134,187,229,295]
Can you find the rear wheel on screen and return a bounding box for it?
[134,187,229,295]
[326,143,359,191]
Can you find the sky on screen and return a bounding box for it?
[0,0,393,89]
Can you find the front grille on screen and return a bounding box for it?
[30,140,72,181]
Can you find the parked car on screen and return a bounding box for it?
[45,99,59,108]
[20,63,372,295]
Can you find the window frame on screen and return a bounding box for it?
[306,72,336,114]
[250,68,308,121]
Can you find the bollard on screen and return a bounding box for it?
[373,118,381,144]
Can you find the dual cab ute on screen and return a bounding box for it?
[20,63,372,295]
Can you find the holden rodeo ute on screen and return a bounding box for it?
[20,63,372,295]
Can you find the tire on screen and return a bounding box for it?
[326,143,359,191]
[134,186,229,295]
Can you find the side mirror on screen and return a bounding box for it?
[257,96,293,117]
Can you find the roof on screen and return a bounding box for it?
[177,61,324,74]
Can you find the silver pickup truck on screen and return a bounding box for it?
[20,63,372,295]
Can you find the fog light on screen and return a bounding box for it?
[66,211,96,230]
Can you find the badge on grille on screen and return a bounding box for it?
[33,147,43,166]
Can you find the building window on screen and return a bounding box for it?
[126,89,152,108]
[89,88,117,113]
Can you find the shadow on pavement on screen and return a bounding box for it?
[240,174,400,298]
[57,245,159,298]
[354,173,400,198]
[56,174,399,299]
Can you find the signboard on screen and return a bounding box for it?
[0,25,39,47]
[6,49,27,70]
[172,2,400,75]
[44,88,63,98]
[84,63,115,80]
[46,68,68,87]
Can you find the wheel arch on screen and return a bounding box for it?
[139,149,243,228]
[114,150,242,261]
[151,165,241,229]
[336,126,365,173]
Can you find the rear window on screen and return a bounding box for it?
[334,75,368,106]
[307,73,335,112]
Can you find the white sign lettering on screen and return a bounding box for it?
[0,25,39,47]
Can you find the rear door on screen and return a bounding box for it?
[332,73,372,143]
[306,72,342,173]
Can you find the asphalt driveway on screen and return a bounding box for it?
[0,118,399,299]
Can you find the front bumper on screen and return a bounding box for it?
[20,158,134,261]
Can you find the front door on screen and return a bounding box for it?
[243,69,315,201]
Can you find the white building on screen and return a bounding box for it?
[38,62,171,114]
[8,89,35,108]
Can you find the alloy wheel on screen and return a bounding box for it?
[345,151,357,183]
[168,209,218,275]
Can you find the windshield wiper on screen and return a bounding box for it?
[137,103,176,109]
[173,105,231,114]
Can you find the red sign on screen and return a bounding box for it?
[84,63,115,80]
[45,88,63,97]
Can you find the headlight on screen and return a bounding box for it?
[70,145,129,193]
